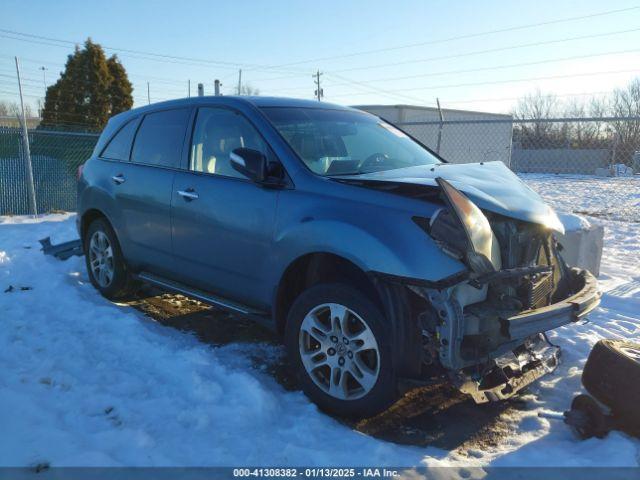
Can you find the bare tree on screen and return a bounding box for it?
[239,84,260,96]
[512,90,561,148]
[0,100,32,118]
[0,100,9,116]
[562,98,609,147]
[610,78,640,165]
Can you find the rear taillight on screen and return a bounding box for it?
[77,163,85,180]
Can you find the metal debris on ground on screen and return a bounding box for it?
[39,236,83,260]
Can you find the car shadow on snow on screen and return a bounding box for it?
[123,286,528,452]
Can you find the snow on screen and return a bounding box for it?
[558,213,591,231]
[1,174,639,468]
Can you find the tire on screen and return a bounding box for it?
[582,339,640,421]
[84,218,138,300]
[284,283,398,418]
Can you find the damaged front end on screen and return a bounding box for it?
[375,178,601,403]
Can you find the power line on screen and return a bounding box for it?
[328,69,640,98]
[4,5,636,82]
[0,29,309,75]
[442,91,613,106]
[266,48,640,94]
[323,73,430,105]
[0,54,202,87]
[330,27,640,74]
[328,49,640,88]
[266,6,640,68]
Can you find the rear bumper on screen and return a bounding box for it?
[504,268,601,340]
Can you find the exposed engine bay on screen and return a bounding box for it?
[345,173,601,403]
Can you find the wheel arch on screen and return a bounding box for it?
[273,252,382,335]
[80,208,110,243]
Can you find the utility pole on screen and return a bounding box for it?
[15,57,38,217]
[313,70,323,101]
[147,82,151,104]
[214,79,221,96]
[237,69,242,95]
[188,79,191,98]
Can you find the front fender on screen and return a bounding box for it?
[267,216,467,290]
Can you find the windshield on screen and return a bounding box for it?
[261,107,441,176]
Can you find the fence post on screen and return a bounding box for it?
[15,56,38,217]
[610,132,619,172]
[436,98,444,155]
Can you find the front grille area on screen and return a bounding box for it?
[488,215,568,311]
[523,270,554,310]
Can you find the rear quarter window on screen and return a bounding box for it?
[100,118,140,161]
[131,108,190,168]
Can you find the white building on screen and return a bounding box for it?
[354,104,513,167]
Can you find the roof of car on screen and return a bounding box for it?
[116,96,357,119]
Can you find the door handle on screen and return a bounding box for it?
[112,174,125,185]
[177,189,199,200]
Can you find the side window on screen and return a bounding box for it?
[101,118,139,161]
[190,107,269,178]
[131,108,190,168]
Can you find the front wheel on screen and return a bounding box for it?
[285,283,398,417]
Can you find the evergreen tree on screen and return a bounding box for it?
[41,39,133,131]
[107,55,133,115]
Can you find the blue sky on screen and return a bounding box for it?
[1,0,639,115]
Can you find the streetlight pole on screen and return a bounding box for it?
[16,57,38,217]
[39,66,47,96]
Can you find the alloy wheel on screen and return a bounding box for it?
[89,230,115,288]
[298,303,380,400]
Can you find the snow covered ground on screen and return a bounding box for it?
[0,174,639,468]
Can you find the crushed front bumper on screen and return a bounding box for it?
[456,268,600,403]
[371,266,601,401]
[503,268,601,340]
[456,333,561,403]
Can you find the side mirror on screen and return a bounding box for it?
[230,148,267,182]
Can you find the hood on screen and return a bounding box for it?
[337,161,564,233]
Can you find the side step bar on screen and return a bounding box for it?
[136,272,272,326]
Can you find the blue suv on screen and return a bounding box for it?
[78,96,600,417]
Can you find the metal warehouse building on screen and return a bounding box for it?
[354,104,513,167]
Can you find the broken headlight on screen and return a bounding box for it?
[426,178,501,274]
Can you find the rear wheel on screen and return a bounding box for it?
[84,218,137,300]
[285,283,398,417]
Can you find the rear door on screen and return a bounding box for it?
[171,107,279,308]
[115,107,191,275]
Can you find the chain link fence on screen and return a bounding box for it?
[0,126,98,215]
[397,117,640,174]
[0,116,638,216]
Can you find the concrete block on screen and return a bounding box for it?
[556,214,604,277]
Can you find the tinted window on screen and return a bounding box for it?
[131,108,190,168]
[101,118,139,161]
[190,108,269,178]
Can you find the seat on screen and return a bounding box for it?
[201,124,245,177]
